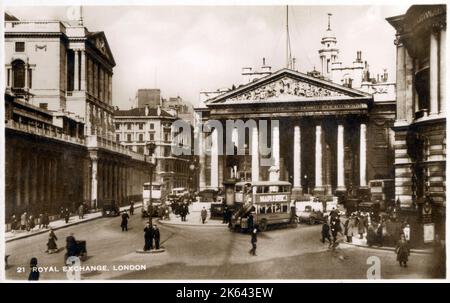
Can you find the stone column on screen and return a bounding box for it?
[336,124,346,192]
[440,27,446,114]
[74,50,79,91]
[16,149,22,208]
[210,129,219,189]
[396,41,407,121]
[430,31,439,116]
[269,123,280,181]
[80,50,86,91]
[314,124,324,194]
[292,124,302,197]
[360,123,367,188]
[251,124,259,182]
[90,153,98,209]
[199,131,206,190]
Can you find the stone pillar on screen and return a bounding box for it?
[16,149,22,208]
[90,154,98,209]
[199,132,206,190]
[74,50,79,91]
[210,129,219,189]
[314,124,324,195]
[292,124,302,198]
[269,123,280,181]
[440,27,446,114]
[430,31,439,116]
[336,124,346,192]
[80,50,86,91]
[360,123,367,188]
[251,124,259,182]
[396,41,407,121]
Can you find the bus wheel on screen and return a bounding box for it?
[259,219,268,232]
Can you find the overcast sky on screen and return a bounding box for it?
[6,3,411,109]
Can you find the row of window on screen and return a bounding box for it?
[116,133,155,143]
[116,122,155,130]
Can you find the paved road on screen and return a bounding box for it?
[4,214,439,280]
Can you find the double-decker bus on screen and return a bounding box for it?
[230,181,294,232]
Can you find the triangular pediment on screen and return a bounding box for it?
[205,69,372,106]
[87,32,116,66]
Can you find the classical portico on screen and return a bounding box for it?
[197,69,374,198]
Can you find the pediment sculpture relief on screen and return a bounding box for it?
[228,77,346,102]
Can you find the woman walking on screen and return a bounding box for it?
[396,233,410,267]
[46,229,58,253]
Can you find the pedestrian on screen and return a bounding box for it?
[38,213,44,229]
[121,211,130,231]
[20,211,27,230]
[223,205,229,224]
[64,208,70,224]
[376,221,384,247]
[42,212,50,229]
[28,214,35,231]
[366,223,376,247]
[10,214,17,232]
[321,217,332,246]
[46,229,58,253]
[28,257,39,281]
[396,233,410,267]
[129,201,134,215]
[357,214,365,239]
[66,233,78,259]
[153,224,160,250]
[290,200,297,224]
[344,217,353,243]
[201,207,207,224]
[330,217,340,247]
[432,234,446,278]
[164,207,170,220]
[249,228,258,256]
[143,223,154,251]
[247,212,254,232]
[78,203,84,219]
[60,207,65,220]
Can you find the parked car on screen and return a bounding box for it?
[101,200,120,217]
[210,203,225,219]
[297,205,326,225]
[358,201,381,217]
[198,189,219,202]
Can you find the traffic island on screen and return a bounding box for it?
[136,248,166,254]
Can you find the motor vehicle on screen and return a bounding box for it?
[297,205,327,225]
[101,199,121,217]
[210,202,225,219]
[142,182,166,217]
[172,187,189,198]
[230,181,295,232]
[198,189,219,202]
[358,201,381,216]
[368,179,394,211]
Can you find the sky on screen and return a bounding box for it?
[5,3,411,109]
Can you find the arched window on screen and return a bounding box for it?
[12,60,25,88]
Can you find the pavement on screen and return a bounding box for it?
[5,203,141,243]
[340,234,433,254]
[158,202,227,227]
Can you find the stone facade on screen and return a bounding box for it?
[387,4,446,242]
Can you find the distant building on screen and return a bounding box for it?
[114,106,193,192]
[137,89,161,108]
[4,12,151,219]
[387,5,446,243]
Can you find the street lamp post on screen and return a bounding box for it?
[189,158,198,199]
[146,141,156,225]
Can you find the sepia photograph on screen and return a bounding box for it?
[0,0,447,282]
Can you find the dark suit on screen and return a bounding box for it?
[249,231,257,255]
[144,227,153,251]
[121,213,130,231]
[153,227,160,249]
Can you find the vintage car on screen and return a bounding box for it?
[210,203,225,219]
[198,189,219,202]
[101,200,121,217]
[297,205,326,225]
